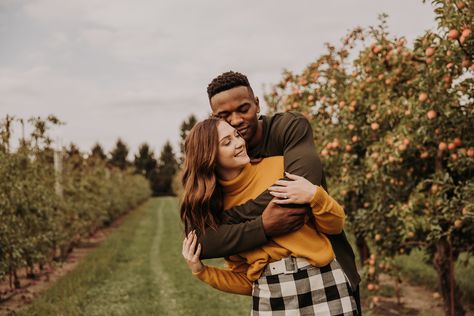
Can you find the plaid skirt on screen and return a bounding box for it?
[251,259,357,316]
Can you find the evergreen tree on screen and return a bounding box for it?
[152,141,178,196]
[65,143,83,170]
[90,143,107,161]
[108,138,129,170]
[179,114,197,164]
[134,143,157,178]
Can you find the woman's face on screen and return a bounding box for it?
[216,121,250,176]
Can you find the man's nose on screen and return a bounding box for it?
[228,112,243,127]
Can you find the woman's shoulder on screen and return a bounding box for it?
[251,156,284,170]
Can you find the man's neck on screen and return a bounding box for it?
[247,119,264,151]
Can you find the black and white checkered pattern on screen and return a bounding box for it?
[252,259,357,316]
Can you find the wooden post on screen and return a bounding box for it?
[54,148,63,198]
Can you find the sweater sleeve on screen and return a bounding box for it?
[309,186,345,235]
[192,256,253,296]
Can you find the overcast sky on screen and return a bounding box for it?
[0,0,436,157]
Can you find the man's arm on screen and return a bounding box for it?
[199,113,323,259]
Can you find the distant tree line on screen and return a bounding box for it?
[92,113,197,196]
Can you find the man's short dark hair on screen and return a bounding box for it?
[207,71,254,101]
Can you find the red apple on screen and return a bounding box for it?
[427,110,437,120]
[419,92,428,102]
[425,47,435,57]
[448,29,460,40]
[454,138,462,146]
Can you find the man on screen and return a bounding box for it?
[198,71,361,314]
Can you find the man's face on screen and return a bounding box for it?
[210,86,260,143]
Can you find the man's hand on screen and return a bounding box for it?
[261,198,306,237]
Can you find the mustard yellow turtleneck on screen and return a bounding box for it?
[193,156,345,296]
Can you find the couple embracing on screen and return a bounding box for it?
[180,71,361,316]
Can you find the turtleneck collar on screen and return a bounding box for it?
[218,162,257,195]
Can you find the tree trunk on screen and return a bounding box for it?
[13,270,20,289]
[356,234,370,265]
[433,238,465,316]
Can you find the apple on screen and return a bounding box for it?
[419,92,428,102]
[345,145,352,152]
[372,45,383,54]
[454,219,462,229]
[425,47,435,57]
[348,124,355,130]
[456,1,466,9]
[462,59,472,68]
[462,28,471,38]
[427,110,437,120]
[371,122,380,130]
[468,149,474,157]
[439,142,448,151]
[453,137,462,147]
[375,234,382,241]
[448,29,460,40]
[372,296,380,304]
[420,151,429,159]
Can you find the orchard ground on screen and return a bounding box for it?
[1,197,472,316]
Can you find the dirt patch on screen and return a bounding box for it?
[0,211,132,316]
[371,273,474,316]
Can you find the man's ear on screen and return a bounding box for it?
[255,96,260,113]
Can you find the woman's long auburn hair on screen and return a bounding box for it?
[180,117,223,236]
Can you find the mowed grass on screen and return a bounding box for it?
[19,197,251,316]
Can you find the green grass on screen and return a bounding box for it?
[19,197,250,316]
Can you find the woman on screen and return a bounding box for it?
[181,117,357,315]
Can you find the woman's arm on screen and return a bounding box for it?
[268,172,345,234]
[182,231,253,296]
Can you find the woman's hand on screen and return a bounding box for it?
[182,230,204,274]
[268,172,318,205]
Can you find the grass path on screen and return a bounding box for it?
[19,197,250,316]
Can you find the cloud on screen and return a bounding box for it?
[2,0,436,155]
